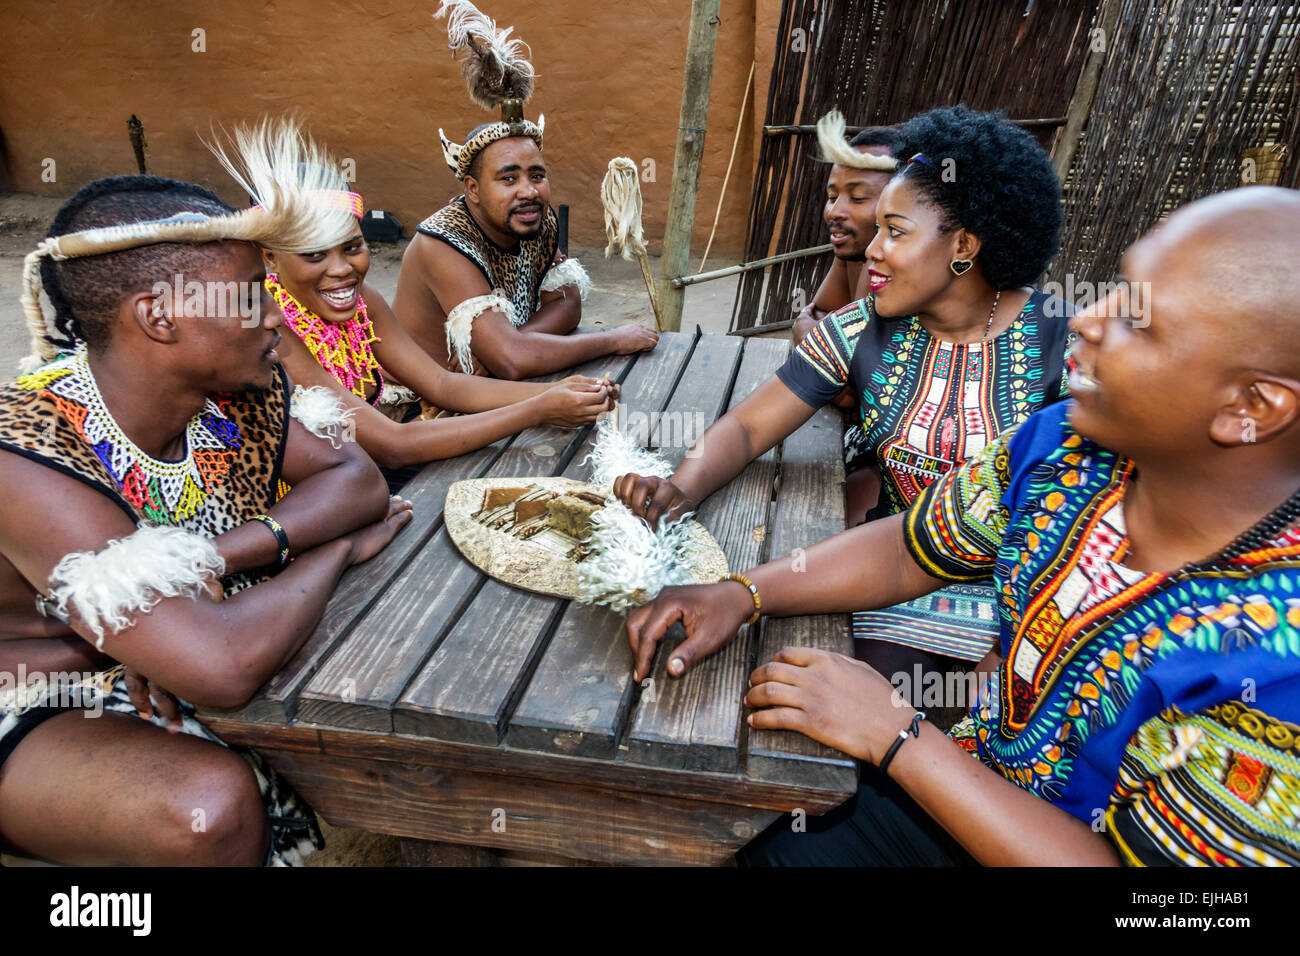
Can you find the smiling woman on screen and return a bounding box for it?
[613,106,1075,679]
[212,118,619,493]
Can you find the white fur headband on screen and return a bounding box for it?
[816,110,899,171]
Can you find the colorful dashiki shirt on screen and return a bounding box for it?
[0,344,290,597]
[907,401,1300,866]
[417,195,558,328]
[777,290,1074,660]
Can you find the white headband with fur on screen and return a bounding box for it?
[816,110,899,171]
[21,118,361,370]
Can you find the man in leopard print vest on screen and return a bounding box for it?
[393,1,657,379]
[0,175,412,865]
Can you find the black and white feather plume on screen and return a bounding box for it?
[435,0,536,109]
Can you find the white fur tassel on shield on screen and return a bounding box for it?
[573,420,699,613]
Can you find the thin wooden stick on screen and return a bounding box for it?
[635,252,664,331]
[697,59,755,274]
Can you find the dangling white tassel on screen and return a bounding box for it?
[48,525,225,648]
[573,420,697,611]
[540,257,592,302]
[576,506,700,612]
[601,158,647,261]
[580,419,672,488]
[290,385,357,448]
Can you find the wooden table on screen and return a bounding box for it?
[197,330,856,865]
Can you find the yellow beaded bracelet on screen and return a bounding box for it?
[721,573,761,624]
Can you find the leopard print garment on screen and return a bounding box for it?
[0,347,291,597]
[0,351,324,864]
[417,195,558,329]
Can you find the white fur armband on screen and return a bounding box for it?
[540,257,592,302]
[445,294,516,375]
[48,525,225,648]
[290,385,357,448]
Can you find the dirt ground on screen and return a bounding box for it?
[0,191,747,867]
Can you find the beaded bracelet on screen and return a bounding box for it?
[252,514,290,566]
[878,711,927,778]
[720,572,761,624]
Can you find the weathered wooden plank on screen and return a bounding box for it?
[389,585,563,744]
[505,604,631,758]
[261,748,778,866]
[196,439,504,724]
[505,335,703,757]
[744,403,856,792]
[623,338,790,772]
[391,335,700,742]
[293,352,636,730]
[199,715,853,812]
[292,531,490,731]
[648,333,744,467]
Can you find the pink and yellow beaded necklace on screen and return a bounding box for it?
[265,273,383,402]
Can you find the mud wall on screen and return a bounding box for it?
[1,0,780,258]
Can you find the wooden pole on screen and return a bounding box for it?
[1052,0,1122,185]
[657,0,721,333]
[674,243,833,288]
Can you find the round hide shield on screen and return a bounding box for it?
[443,476,729,602]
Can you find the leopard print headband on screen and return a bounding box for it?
[439,115,545,181]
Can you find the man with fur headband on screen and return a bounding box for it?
[0,173,411,865]
[394,0,658,379]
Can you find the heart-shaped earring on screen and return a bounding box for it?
[950,259,973,277]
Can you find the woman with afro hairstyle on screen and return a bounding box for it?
[613,106,1074,682]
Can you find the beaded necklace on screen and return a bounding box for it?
[38,344,241,524]
[265,273,383,402]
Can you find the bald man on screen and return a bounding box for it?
[624,187,1300,866]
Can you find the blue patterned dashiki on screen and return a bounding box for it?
[904,400,1300,866]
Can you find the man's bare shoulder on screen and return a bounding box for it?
[410,231,484,278]
[0,447,137,590]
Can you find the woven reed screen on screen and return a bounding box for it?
[732,0,1300,330]
[1053,0,1300,286]
[731,0,1097,330]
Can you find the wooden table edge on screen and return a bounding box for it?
[199,715,856,815]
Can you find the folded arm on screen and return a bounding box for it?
[421,240,647,379]
[208,392,391,575]
[516,286,582,336]
[0,450,408,707]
